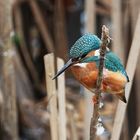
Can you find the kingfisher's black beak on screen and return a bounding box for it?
[52,58,76,80]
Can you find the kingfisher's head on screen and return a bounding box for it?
[53,33,101,79]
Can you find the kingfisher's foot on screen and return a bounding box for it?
[92,95,99,104]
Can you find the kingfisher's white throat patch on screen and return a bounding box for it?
[94,49,100,56]
[74,63,87,68]
[94,48,110,56]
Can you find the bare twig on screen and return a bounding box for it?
[90,25,110,140]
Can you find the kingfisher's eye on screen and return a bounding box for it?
[72,57,79,62]
[72,54,87,62]
[80,54,87,59]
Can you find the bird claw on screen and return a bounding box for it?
[92,95,99,104]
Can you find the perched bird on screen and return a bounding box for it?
[53,34,129,103]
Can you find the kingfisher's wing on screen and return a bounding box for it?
[83,51,129,82]
[104,51,129,82]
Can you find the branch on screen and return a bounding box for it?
[90,25,110,140]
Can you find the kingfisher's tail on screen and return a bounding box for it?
[117,94,127,103]
[116,89,127,103]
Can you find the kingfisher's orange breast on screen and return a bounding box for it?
[71,63,98,90]
[71,62,127,95]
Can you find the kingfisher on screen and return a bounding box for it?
[53,33,129,103]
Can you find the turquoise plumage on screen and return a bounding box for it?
[105,52,129,82]
[53,33,129,103]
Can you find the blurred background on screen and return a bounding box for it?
[0,0,140,140]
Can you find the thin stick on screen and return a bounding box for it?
[44,53,58,140]
[90,25,110,140]
[57,58,67,140]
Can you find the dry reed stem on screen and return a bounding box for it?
[90,25,110,140]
